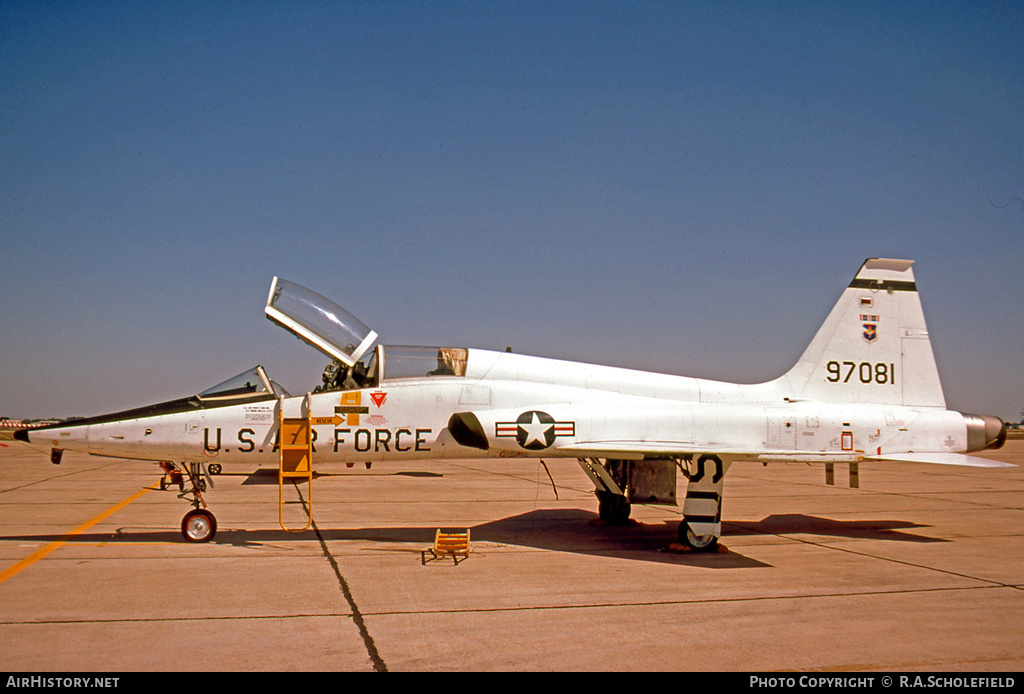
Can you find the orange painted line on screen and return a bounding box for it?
[0,486,153,585]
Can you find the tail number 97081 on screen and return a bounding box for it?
[825,360,895,384]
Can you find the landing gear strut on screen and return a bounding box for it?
[578,458,634,525]
[159,462,217,542]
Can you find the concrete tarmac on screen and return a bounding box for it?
[0,438,1021,672]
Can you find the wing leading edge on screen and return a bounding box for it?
[558,442,1014,468]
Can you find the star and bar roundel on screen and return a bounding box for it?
[495,410,575,450]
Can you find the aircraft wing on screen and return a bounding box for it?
[562,441,870,463]
[558,443,1015,467]
[866,452,1016,468]
[450,408,1016,468]
[558,440,772,459]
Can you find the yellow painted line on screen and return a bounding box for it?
[0,486,153,585]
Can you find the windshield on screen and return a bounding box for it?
[265,277,377,366]
[198,366,287,399]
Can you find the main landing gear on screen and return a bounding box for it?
[597,490,631,525]
[679,521,719,552]
[677,454,729,552]
[159,462,218,542]
[597,486,720,552]
[579,455,730,552]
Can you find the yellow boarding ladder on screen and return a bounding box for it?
[279,392,313,532]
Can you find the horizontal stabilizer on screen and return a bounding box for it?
[869,452,1016,468]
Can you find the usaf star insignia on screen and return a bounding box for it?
[495,410,575,450]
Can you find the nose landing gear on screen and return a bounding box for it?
[182,508,217,543]
[158,462,218,542]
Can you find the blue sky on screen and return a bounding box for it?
[2,1,1022,421]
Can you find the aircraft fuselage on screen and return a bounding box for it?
[15,259,1010,545]
[24,348,996,468]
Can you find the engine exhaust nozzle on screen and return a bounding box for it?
[963,413,1007,452]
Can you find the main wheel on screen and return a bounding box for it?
[597,492,631,525]
[679,522,718,552]
[181,509,217,543]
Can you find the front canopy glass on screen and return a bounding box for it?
[198,366,288,400]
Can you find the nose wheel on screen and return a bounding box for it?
[159,462,218,542]
[182,508,217,543]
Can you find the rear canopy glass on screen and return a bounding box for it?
[265,278,377,366]
[382,346,467,380]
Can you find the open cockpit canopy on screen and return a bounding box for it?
[264,277,469,393]
[266,277,378,367]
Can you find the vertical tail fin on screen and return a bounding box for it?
[776,258,945,407]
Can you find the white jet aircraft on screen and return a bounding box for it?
[16,258,1009,547]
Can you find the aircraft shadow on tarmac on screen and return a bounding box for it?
[237,469,442,485]
[724,514,947,544]
[1,508,946,569]
[315,510,763,568]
